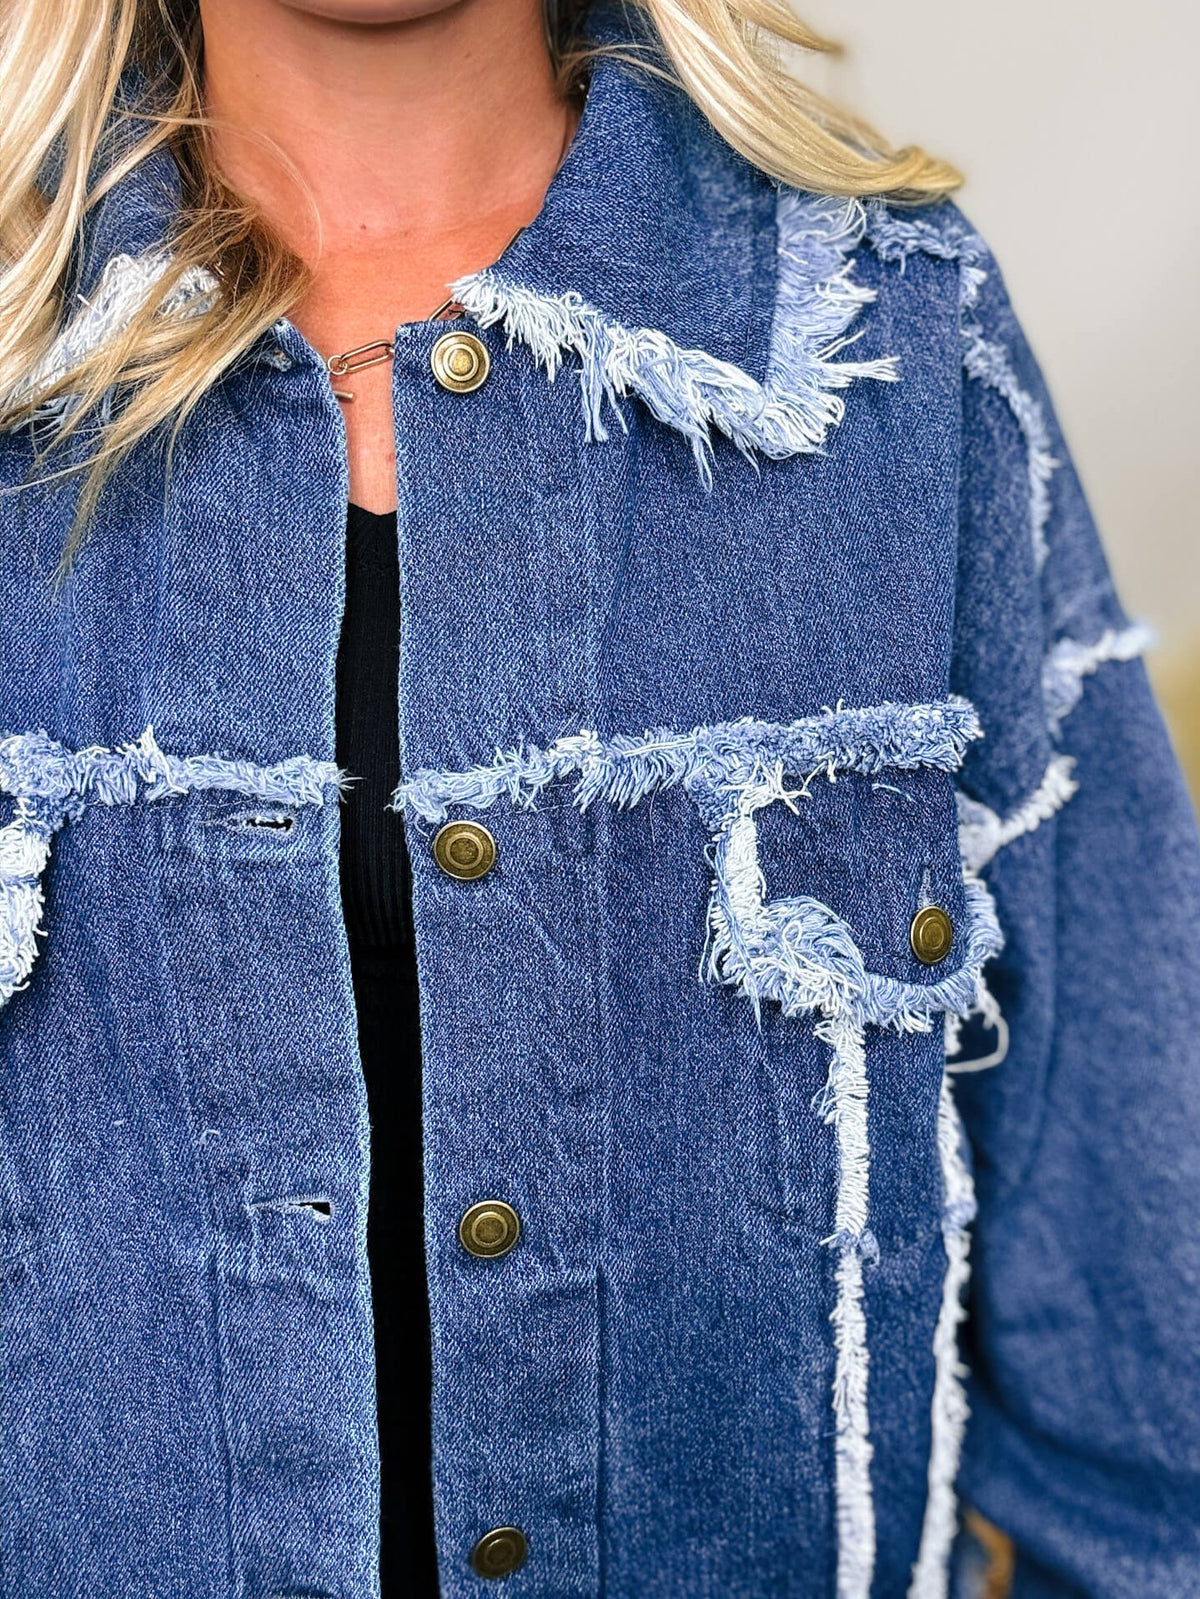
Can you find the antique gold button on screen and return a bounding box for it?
[430,330,490,393]
[459,1200,521,1259]
[910,904,955,965]
[470,1526,528,1579]
[432,820,496,881]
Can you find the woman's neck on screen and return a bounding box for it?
[200,0,575,308]
[199,0,579,511]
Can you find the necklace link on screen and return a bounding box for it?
[326,340,395,378]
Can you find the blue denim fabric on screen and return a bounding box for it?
[2,16,1199,1599]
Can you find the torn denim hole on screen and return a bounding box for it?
[0,725,348,1010]
[248,1196,333,1225]
[205,807,298,835]
[392,695,1005,1599]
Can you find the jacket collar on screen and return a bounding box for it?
[75,9,777,373]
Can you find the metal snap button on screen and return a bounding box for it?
[470,1526,528,1579]
[459,1200,521,1259]
[432,820,496,881]
[430,330,490,393]
[910,905,955,965]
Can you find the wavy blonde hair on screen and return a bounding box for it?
[0,0,961,561]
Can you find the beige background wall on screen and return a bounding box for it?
[799,0,1200,795]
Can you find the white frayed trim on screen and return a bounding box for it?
[956,754,1078,873]
[0,801,53,1007]
[864,204,1059,572]
[394,699,1008,1599]
[819,1012,877,1599]
[3,252,218,421]
[961,328,1058,571]
[1042,623,1154,736]
[450,190,896,485]
[908,1077,976,1599]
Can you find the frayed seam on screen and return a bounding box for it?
[2,253,218,426]
[864,204,1059,572]
[0,725,348,813]
[819,1011,877,1599]
[961,328,1058,571]
[956,755,1078,873]
[392,697,983,823]
[0,798,54,1008]
[907,1076,976,1599]
[449,188,896,485]
[1042,623,1154,736]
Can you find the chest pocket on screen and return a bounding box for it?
[395,696,1001,1037]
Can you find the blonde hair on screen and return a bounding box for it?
[0,0,961,560]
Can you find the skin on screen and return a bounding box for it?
[200,0,580,510]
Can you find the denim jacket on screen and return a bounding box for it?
[2,22,1199,1599]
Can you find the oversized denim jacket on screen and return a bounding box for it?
[2,23,1200,1599]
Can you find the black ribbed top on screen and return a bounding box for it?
[335,503,416,950]
[335,501,438,1596]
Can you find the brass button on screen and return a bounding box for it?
[910,904,955,965]
[470,1526,528,1579]
[459,1200,521,1259]
[432,820,496,881]
[431,330,490,393]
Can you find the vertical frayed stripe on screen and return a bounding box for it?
[956,755,1078,873]
[0,801,53,1008]
[961,329,1058,571]
[1042,624,1154,736]
[818,1011,877,1599]
[864,203,1059,573]
[449,189,896,484]
[908,1077,977,1599]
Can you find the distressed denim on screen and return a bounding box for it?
[2,13,1199,1599]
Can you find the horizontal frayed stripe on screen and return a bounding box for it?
[0,725,348,815]
[392,697,983,823]
[0,726,348,1010]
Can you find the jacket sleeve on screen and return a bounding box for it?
[946,234,1200,1597]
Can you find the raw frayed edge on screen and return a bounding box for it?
[818,1011,877,1599]
[0,726,348,1011]
[961,329,1058,571]
[0,798,54,1007]
[908,1076,977,1599]
[956,754,1078,873]
[1043,623,1154,737]
[3,252,218,426]
[0,725,348,812]
[392,697,983,823]
[864,203,1058,573]
[449,189,895,486]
